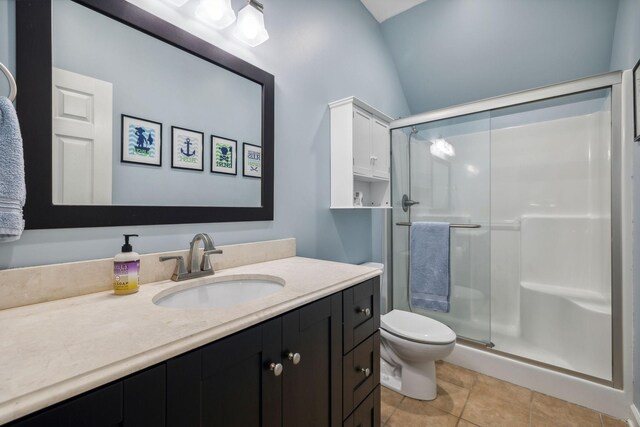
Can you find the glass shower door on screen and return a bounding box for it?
[391,112,492,344]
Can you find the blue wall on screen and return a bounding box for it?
[609,0,640,71]
[610,0,640,411]
[0,0,409,268]
[381,0,620,114]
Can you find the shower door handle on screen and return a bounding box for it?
[402,194,419,212]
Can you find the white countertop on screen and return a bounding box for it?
[0,256,381,424]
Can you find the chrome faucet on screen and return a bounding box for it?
[160,233,223,281]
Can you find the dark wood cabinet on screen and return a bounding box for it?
[11,383,122,427]
[166,318,282,427]
[9,278,380,427]
[123,364,166,427]
[282,294,342,427]
[343,386,380,427]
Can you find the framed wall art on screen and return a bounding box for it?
[243,143,262,178]
[172,126,204,171]
[121,114,162,166]
[211,135,237,175]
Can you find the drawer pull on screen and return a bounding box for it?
[359,367,371,377]
[269,362,283,376]
[357,307,371,317]
[288,352,302,365]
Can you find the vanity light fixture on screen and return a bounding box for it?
[233,0,269,47]
[196,0,236,30]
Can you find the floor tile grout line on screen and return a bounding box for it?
[528,388,534,426]
[384,395,404,426]
[456,371,475,423]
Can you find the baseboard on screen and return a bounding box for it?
[629,404,640,427]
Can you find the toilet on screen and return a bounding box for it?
[359,261,456,401]
[380,309,456,400]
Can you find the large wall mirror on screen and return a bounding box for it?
[16,0,274,229]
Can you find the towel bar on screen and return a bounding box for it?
[395,222,481,228]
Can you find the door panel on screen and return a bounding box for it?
[353,107,372,176]
[52,67,112,205]
[371,119,389,179]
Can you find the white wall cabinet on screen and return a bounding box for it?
[329,97,393,208]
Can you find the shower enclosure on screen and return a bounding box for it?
[390,72,621,386]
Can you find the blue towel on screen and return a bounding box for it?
[0,96,26,242]
[410,222,450,313]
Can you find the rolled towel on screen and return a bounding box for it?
[0,96,26,242]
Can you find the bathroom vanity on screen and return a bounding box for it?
[0,246,381,427]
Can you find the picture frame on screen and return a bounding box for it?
[243,143,262,178]
[211,135,237,175]
[634,58,640,141]
[171,126,204,171]
[121,114,162,166]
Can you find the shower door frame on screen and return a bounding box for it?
[389,71,623,389]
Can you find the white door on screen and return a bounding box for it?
[52,68,113,205]
[352,107,372,176]
[371,118,389,179]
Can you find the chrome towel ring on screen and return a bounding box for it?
[0,62,17,102]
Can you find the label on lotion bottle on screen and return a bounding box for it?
[114,260,140,294]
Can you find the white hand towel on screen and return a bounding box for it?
[0,96,26,242]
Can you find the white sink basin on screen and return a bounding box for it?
[153,276,285,309]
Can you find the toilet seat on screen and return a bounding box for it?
[381,310,456,345]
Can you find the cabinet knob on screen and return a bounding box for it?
[269,362,283,376]
[359,367,371,377]
[288,352,302,365]
[357,307,371,317]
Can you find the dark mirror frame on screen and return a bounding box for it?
[16,0,274,229]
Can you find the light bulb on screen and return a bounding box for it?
[196,0,236,30]
[239,15,260,39]
[233,0,269,47]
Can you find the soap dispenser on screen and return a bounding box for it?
[113,234,140,295]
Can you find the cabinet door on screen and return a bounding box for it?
[123,364,166,427]
[166,320,282,427]
[371,118,389,179]
[282,294,342,427]
[12,383,123,427]
[352,107,372,176]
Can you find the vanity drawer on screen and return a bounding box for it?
[343,386,381,427]
[343,277,380,353]
[343,331,380,419]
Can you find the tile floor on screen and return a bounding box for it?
[381,361,629,427]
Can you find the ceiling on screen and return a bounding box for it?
[360,0,427,23]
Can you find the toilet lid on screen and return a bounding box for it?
[381,310,456,344]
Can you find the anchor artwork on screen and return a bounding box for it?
[172,126,204,171]
[121,114,162,166]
